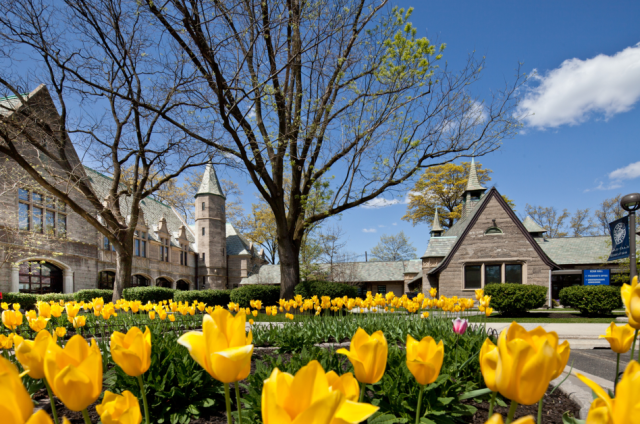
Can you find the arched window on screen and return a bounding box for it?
[176,280,190,291]
[131,275,150,287]
[19,261,63,294]
[98,271,115,290]
[484,227,503,235]
[156,277,172,288]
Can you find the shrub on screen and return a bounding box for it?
[483,283,547,316]
[36,293,75,304]
[230,285,281,308]
[559,285,622,315]
[294,281,358,299]
[123,286,176,303]
[173,290,232,306]
[1,292,38,310]
[74,289,114,304]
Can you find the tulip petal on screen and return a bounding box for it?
[53,365,95,411]
[333,400,379,423]
[285,360,330,419]
[576,373,613,413]
[25,410,54,424]
[210,344,253,383]
[178,331,210,373]
[291,390,344,424]
[262,368,293,424]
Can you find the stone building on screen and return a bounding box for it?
[0,87,266,295]
[411,158,637,304]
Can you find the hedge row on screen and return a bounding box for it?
[173,289,232,306]
[294,281,358,299]
[230,285,281,308]
[484,283,548,316]
[559,285,622,315]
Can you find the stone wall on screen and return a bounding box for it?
[434,195,551,299]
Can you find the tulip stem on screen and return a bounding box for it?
[537,398,543,424]
[615,352,620,392]
[44,379,59,424]
[631,330,638,363]
[415,385,425,424]
[82,409,92,424]
[505,400,518,424]
[224,383,233,424]
[487,391,497,418]
[235,382,243,423]
[359,382,366,403]
[137,375,150,424]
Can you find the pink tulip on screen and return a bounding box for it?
[452,317,469,335]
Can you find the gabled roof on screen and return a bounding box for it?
[421,237,457,258]
[523,216,546,233]
[196,163,225,199]
[428,188,559,274]
[240,260,422,285]
[537,235,640,265]
[443,191,489,238]
[226,223,252,256]
[84,166,196,248]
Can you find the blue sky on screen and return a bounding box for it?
[222,0,640,260]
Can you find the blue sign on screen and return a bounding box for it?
[583,269,610,286]
[608,216,630,261]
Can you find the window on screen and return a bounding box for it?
[202,227,205,236]
[505,264,523,284]
[377,285,387,295]
[180,244,188,266]
[485,265,501,286]
[485,227,503,235]
[18,188,66,237]
[160,238,170,262]
[19,262,63,294]
[202,202,205,211]
[134,231,146,257]
[464,265,482,289]
[202,252,205,261]
[98,271,115,290]
[131,275,150,287]
[103,237,116,251]
[19,203,30,230]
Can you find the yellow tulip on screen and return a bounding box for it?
[326,371,360,401]
[178,309,253,383]
[72,316,86,328]
[405,335,444,386]
[37,302,51,319]
[0,333,13,349]
[29,316,50,333]
[50,304,63,318]
[110,326,152,377]
[484,413,535,424]
[55,327,67,338]
[622,276,640,329]
[15,330,55,379]
[159,311,167,320]
[2,309,23,330]
[479,338,499,392]
[599,322,636,354]
[44,335,102,411]
[252,310,258,317]
[13,303,21,310]
[0,355,34,423]
[1,302,7,309]
[13,334,24,348]
[249,319,254,325]
[337,328,387,385]
[96,390,143,424]
[149,311,156,320]
[169,314,176,322]
[475,289,484,301]
[495,322,570,405]
[485,307,494,317]
[577,360,640,424]
[261,360,378,424]
[65,303,81,318]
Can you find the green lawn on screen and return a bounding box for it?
[468,315,625,324]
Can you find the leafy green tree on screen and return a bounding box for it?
[370,231,417,261]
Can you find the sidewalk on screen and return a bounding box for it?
[488,323,611,349]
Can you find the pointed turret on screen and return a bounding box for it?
[196,162,225,199]
[461,157,487,218]
[195,162,227,289]
[430,207,444,237]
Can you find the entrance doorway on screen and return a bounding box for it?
[19,261,63,294]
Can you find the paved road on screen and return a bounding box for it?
[569,349,635,382]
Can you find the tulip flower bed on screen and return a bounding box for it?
[2,279,640,424]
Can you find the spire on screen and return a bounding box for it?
[196,162,225,199]
[430,207,444,237]
[464,157,485,193]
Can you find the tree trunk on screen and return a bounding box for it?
[113,250,133,302]
[278,237,301,299]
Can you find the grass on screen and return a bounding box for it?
[468,313,625,324]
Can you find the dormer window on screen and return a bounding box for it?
[485,227,503,235]
[134,231,147,257]
[180,244,188,265]
[160,237,170,262]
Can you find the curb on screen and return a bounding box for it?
[551,366,613,420]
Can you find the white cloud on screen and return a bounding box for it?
[378,225,385,228]
[609,161,640,180]
[362,228,377,233]
[362,197,401,209]
[584,180,623,193]
[392,222,397,226]
[518,43,640,129]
